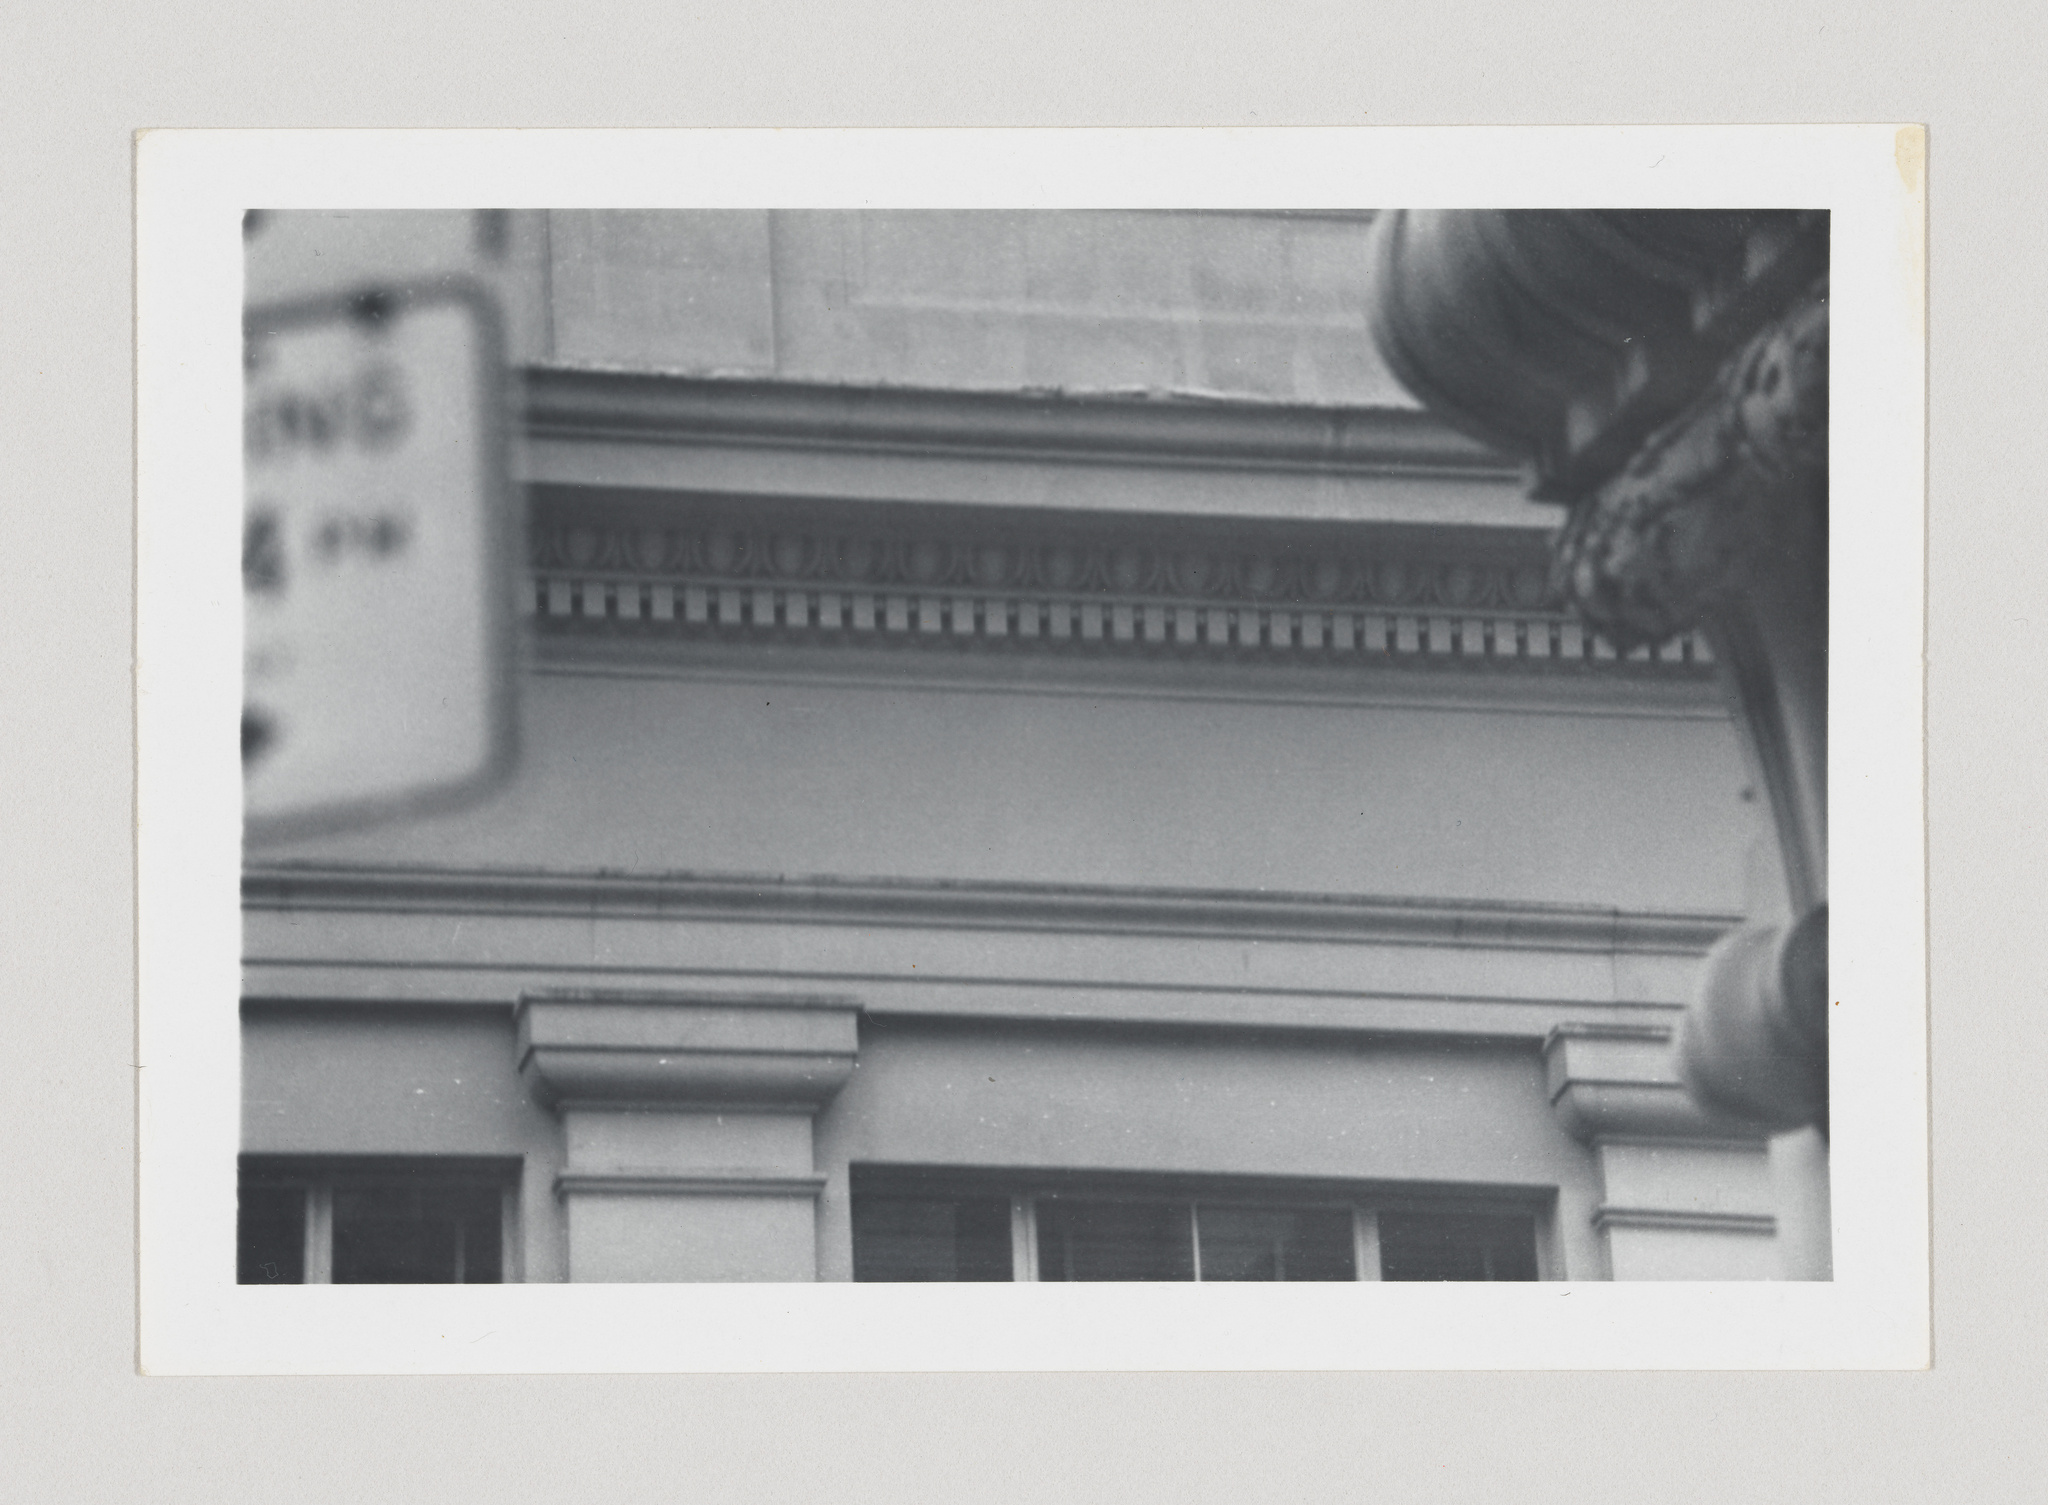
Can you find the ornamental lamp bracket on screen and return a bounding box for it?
[1366,208,1830,1138]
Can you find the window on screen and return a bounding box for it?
[237,1156,519,1284]
[849,1168,1545,1282]
[1377,1210,1539,1282]
[851,1194,1014,1282]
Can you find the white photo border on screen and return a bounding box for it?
[137,126,1928,1373]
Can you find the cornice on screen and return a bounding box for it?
[244,862,1740,957]
[520,367,1521,481]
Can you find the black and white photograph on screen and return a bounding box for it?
[136,131,1926,1370]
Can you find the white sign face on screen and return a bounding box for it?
[242,284,516,841]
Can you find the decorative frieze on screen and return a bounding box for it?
[523,503,1713,673]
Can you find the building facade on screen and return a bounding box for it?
[239,211,1795,1285]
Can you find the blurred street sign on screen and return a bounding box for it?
[242,282,518,842]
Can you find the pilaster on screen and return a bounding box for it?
[517,989,859,1282]
[1545,1023,1777,1279]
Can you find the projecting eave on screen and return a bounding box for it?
[516,367,1554,531]
[514,370,1719,689]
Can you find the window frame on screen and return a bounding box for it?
[238,1154,524,1285]
[849,1165,1557,1282]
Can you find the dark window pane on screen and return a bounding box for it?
[1198,1205,1356,1281]
[237,1182,305,1284]
[852,1195,1013,1281]
[1036,1200,1194,1282]
[1377,1212,1538,1282]
[461,1198,504,1283]
[332,1182,503,1284]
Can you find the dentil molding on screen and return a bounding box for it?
[524,490,1715,675]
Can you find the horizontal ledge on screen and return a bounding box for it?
[1547,1077,1689,1104]
[1591,1206,1778,1236]
[520,368,1522,481]
[520,987,862,1014]
[518,1042,859,1062]
[531,638,1728,721]
[245,864,1740,957]
[1544,1022,1676,1048]
[554,1171,827,1200]
[242,969,1686,1017]
[547,1098,838,1116]
[519,1040,857,1110]
[241,974,1688,1049]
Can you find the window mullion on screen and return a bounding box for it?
[1353,1206,1382,1281]
[305,1183,334,1284]
[501,1184,521,1284]
[1010,1195,1038,1282]
[1189,1203,1203,1282]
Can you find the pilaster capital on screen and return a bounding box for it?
[516,989,860,1112]
[1543,1022,1762,1144]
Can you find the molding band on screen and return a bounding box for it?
[245,863,1742,957]
[1592,1206,1777,1236]
[555,1171,828,1201]
[520,367,1521,480]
